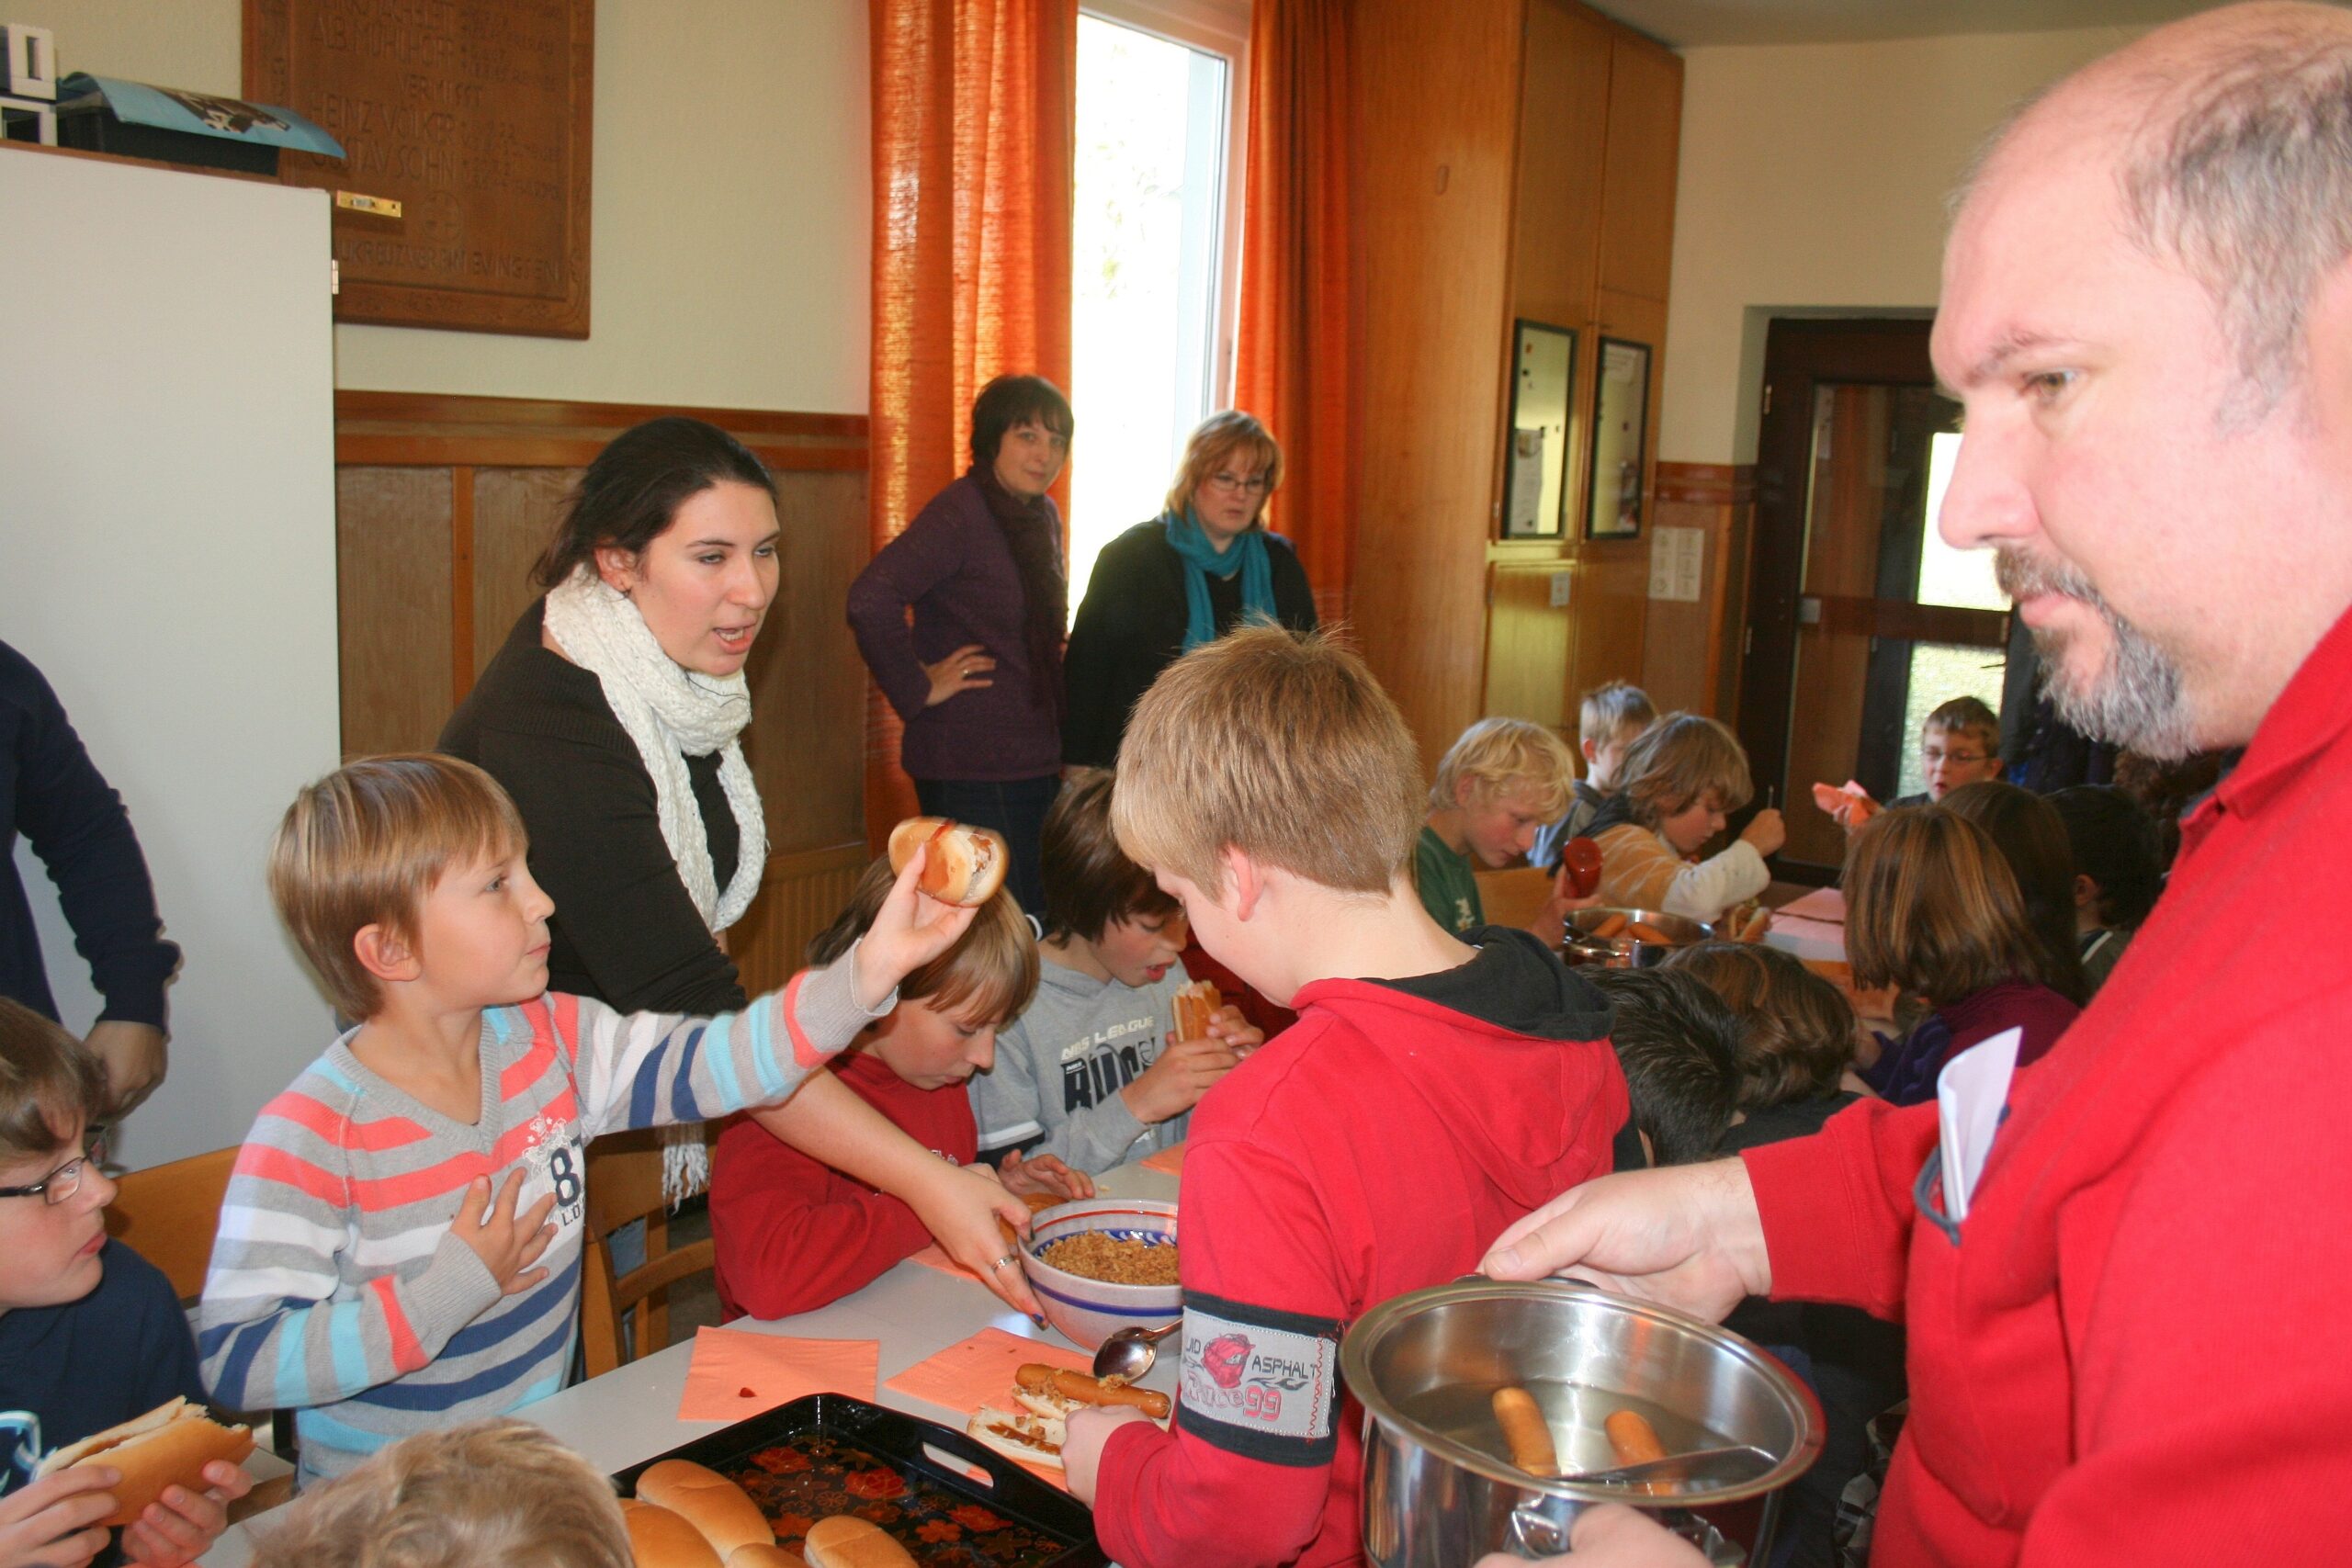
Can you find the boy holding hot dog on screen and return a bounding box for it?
[197,755,979,1486]
[1061,627,1632,1568]
[0,998,252,1568]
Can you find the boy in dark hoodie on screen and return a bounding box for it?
[1062,626,1632,1568]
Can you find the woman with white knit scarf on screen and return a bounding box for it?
[441,418,1043,1316]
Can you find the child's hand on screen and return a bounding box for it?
[852,847,980,1010]
[451,1172,557,1296]
[1063,1404,1154,1504]
[119,1460,253,1567]
[0,1465,118,1568]
[998,1150,1095,1202]
[1203,1005,1264,1058]
[1529,867,1606,946]
[1123,1036,1240,1124]
[1739,808,1787,857]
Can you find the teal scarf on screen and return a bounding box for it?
[1165,508,1276,650]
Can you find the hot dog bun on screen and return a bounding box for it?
[887,818,1009,907]
[1170,979,1222,1042]
[623,1499,724,1568]
[636,1460,773,1555]
[963,1407,1065,1472]
[801,1515,920,1568]
[35,1397,254,1529]
[728,1549,811,1568]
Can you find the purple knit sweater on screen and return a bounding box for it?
[846,473,1064,782]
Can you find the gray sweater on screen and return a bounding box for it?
[968,954,1194,1172]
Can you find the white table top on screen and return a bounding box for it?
[202,1160,1181,1563]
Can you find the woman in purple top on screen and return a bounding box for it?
[1843,804,2081,1107]
[848,377,1073,913]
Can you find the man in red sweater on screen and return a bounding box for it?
[1481,6,2352,1566]
[1059,626,1635,1568]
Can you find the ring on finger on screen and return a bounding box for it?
[989,1253,1019,1271]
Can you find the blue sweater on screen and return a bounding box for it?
[0,642,177,1030]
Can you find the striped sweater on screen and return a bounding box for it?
[197,953,877,1482]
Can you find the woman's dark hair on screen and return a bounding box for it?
[1939,781,2087,1004]
[969,375,1074,467]
[2048,785,2164,930]
[1665,942,1856,1110]
[532,417,775,591]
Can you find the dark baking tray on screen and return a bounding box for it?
[613,1392,1107,1568]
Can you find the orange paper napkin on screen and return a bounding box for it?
[678,1326,879,1423]
[1139,1141,1186,1175]
[887,1328,1094,1492]
[907,1242,978,1280]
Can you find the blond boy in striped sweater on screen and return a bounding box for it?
[198,756,977,1483]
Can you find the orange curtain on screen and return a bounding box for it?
[866,0,1077,845]
[1235,0,1357,624]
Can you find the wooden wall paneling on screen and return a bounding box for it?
[472,467,576,677]
[1483,563,1577,728]
[1781,388,1887,866]
[335,467,453,759]
[1568,546,1650,708]
[1595,29,1684,304]
[1641,463,1753,718]
[1351,0,1526,770]
[727,841,870,1000]
[449,467,475,707]
[743,470,870,854]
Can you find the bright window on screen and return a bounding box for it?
[1069,3,1245,618]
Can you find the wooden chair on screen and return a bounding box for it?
[1474,864,1558,931]
[579,1128,715,1379]
[105,1145,238,1302]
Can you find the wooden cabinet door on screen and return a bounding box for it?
[1485,562,1578,727]
[1596,30,1683,304]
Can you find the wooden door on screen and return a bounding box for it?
[1484,563,1577,728]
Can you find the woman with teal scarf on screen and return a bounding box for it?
[1064,412,1318,769]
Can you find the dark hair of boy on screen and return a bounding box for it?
[2048,785,2165,930]
[1584,967,1741,1167]
[1938,781,2088,1003]
[1923,694,2001,752]
[0,997,105,1161]
[1039,770,1182,943]
[1663,942,1854,1110]
[968,374,1075,466]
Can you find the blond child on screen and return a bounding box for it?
[244,1418,627,1568]
[1588,713,1784,923]
[1417,716,1580,937]
[1062,627,1628,1568]
[197,755,984,1484]
[711,860,1090,1321]
[0,998,253,1568]
[1532,681,1657,871]
[971,771,1262,1174]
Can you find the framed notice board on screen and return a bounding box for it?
[244,0,593,337]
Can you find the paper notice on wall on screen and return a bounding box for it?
[1648,526,1704,603]
[1508,428,1546,535]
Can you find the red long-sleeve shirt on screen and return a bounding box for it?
[1094,932,1628,1568]
[1742,603,2352,1567]
[709,1049,978,1321]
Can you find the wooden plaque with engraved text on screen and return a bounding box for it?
[245,0,592,337]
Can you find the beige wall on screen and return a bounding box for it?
[17,0,870,412]
[1658,25,2145,466]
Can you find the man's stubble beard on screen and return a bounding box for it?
[1995,547,2202,758]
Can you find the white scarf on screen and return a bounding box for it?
[542,566,769,932]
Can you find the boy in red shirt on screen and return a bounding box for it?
[1061,626,1633,1568]
[709,862,1088,1320]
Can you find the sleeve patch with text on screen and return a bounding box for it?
[1172,1291,1345,1466]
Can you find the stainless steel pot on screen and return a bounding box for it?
[1561,908,1709,970]
[1341,1279,1821,1566]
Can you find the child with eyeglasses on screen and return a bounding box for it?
[1819,695,2007,833]
[0,997,253,1568]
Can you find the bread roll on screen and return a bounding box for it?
[963,1406,1065,1472]
[35,1397,254,1529]
[1170,978,1221,1042]
[886,818,1009,906]
[727,1548,811,1568]
[800,1515,919,1568]
[637,1460,773,1554]
[622,1499,723,1568]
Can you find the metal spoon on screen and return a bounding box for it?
[1091,1320,1181,1382]
[1550,1443,1778,1490]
